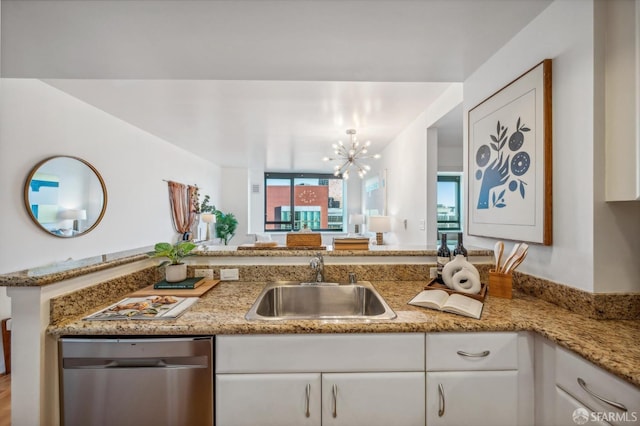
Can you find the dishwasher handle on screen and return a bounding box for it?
[63,356,209,370]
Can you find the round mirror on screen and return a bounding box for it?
[24,156,107,238]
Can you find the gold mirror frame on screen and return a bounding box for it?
[24,156,108,238]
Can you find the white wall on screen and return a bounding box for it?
[374,84,463,246]
[0,78,222,275]
[437,145,463,172]
[463,0,640,293]
[219,167,253,246]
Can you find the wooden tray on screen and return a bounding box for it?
[424,278,487,302]
[131,279,220,297]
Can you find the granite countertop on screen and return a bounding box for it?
[49,280,640,388]
[197,244,494,257]
[0,245,493,287]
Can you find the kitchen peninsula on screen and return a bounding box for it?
[1,246,639,425]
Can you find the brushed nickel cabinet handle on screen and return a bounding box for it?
[577,378,628,412]
[456,350,490,358]
[305,384,311,418]
[332,384,338,418]
[438,383,445,417]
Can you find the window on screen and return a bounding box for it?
[264,173,344,232]
[437,174,462,232]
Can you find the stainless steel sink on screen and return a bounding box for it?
[245,281,397,321]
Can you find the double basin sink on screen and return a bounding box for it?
[245,281,397,321]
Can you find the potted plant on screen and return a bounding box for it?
[152,241,196,282]
[215,210,238,245]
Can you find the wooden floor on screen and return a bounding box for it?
[0,374,10,426]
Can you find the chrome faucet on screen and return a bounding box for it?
[309,253,325,283]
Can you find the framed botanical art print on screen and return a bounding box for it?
[468,59,552,245]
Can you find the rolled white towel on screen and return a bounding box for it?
[450,269,482,294]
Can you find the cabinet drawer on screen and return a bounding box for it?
[555,386,612,426]
[216,333,425,373]
[556,346,640,426]
[426,332,519,371]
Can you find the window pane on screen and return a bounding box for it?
[264,173,344,232]
[293,178,343,231]
[265,178,292,230]
[437,176,461,231]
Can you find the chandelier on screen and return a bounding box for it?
[323,129,381,179]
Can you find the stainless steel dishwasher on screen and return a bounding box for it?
[59,336,213,426]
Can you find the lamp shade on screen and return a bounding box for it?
[349,214,364,225]
[368,216,391,233]
[201,213,216,223]
[59,209,87,221]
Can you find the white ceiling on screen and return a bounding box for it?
[1,0,553,172]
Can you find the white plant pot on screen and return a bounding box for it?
[165,263,187,282]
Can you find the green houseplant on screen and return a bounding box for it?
[215,211,238,245]
[152,241,196,282]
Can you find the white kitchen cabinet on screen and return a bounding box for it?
[604,0,640,201]
[426,370,518,426]
[216,333,424,373]
[555,346,640,426]
[322,372,425,426]
[425,332,534,426]
[215,334,425,426]
[216,373,321,426]
[555,386,612,426]
[216,371,425,426]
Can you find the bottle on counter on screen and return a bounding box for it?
[453,232,468,259]
[436,233,451,279]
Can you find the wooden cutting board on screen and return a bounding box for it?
[130,279,221,297]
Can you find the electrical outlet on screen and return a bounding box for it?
[220,268,239,281]
[195,269,214,279]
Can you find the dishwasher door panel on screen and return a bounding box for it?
[60,337,213,426]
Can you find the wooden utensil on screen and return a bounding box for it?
[500,243,521,273]
[494,241,504,272]
[502,243,528,274]
[504,244,528,274]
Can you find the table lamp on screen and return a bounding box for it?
[201,213,216,241]
[60,209,87,232]
[368,216,391,245]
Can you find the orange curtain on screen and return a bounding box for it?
[167,181,197,236]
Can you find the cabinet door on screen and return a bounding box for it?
[555,386,612,426]
[427,371,518,426]
[216,373,321,426]
[322,372,425,426]
[556,346,640,425]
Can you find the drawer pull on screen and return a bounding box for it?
[438,383,445,417]
[456,350,490,358]
[577,378,628,412]
[305,384,311,418]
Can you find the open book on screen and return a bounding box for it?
[408,289,484,319]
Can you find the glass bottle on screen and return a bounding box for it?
[453,232,468,259]
[436,233,451,279]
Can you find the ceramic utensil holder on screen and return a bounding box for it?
[489,270,512,299]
